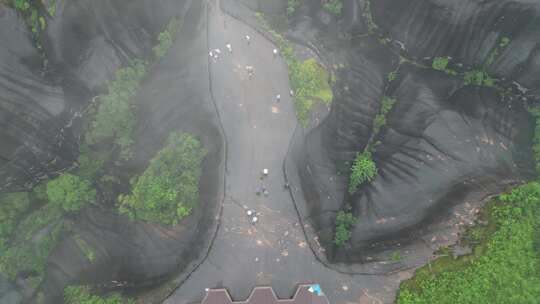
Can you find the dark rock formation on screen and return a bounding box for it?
[289,0,537,261]
[1,0,224,303]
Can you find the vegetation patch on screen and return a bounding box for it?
[256,13,333,126]
[1,204,66,283]
[397,182,540,304]
[323,0,342,15]
[287,0,301,16]
[348,151,377,194]
[333,211,357,246]
[74,235,96,263]
[528,107,540,173]
[347,95,395,194]
[65,286,133,304]
[432,57,457,75]
[119,132,206,226]
[463,70,495,87]
[153,18,181,59]
[46,173,96,212]
[85,60,147,160]
[485,36,510,66]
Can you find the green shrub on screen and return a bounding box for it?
[528,107,540,174]
[323,0,342,15]
[85,60,147,160]
[397,182,540,304]
[348,151,377,194]
[289,58,333,126]
[46,173,96,212]
[65,286,133,304]
[119,132,207,226]
[387,71,397,82]
[256,14,333,126]
[463,70,495,87]
[333,211,357,246]
[0,192,31,248]
[1,216,66,281]
[371,96,396,138]
[432,57,449,71]
[153,18,180,59]
[287,0,301,15]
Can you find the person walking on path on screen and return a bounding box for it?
[226,43,232,53]
[273,48,278,57]
[276,94,281,103]
[245,35,251,45]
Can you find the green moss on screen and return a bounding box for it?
[323,0,342,16]
[391,251,402,262]
[363,0,378,33]
[432,57,449,71]
[153,18,181,59]
[528,107,540,174]
[333,211,357,246]
[74,235,96,263]
[287,0,301,16]
[387,71,397,82]
[118,132,207,226]
[463,70,495,87]
[47,0,57,17]
[65,286,133,304]
[397,182,540,304]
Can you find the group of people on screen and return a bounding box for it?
[209,34,280,81]
[208,34,293,226]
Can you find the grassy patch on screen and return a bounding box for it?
[323,0,342,16]
[397,182,540,304]
[333,211,357,246]
[432,57,457,75]
[65,286,133,304]
[118,132,206,226]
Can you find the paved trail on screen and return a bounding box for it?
[166,1,399,303]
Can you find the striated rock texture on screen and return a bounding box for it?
[291,0,538,261]
[0,6,72,192]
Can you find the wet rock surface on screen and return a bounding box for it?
[2,0,540,303]
[288,0,537,261]
[1,0,224,303]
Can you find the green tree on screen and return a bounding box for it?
[119,132,207,226]
[46,173,96,212]
[85,61,147,160]
[348,151,377,194]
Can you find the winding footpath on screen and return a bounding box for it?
[165,1,403,303]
